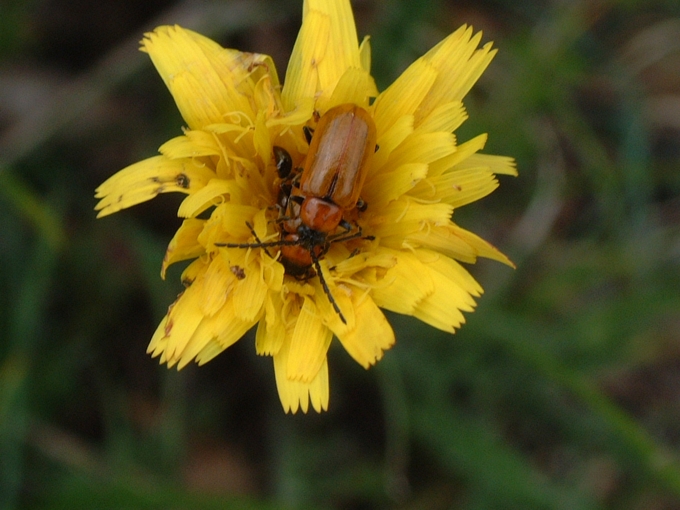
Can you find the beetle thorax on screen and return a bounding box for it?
[300,197,343,233]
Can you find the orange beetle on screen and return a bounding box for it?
[217,104,377,323]
[300,103,376,211]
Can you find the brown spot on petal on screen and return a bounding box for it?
[230,265,246,280]
[164,319,174,337]
[176,173,190,189]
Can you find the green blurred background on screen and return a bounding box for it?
[1,0,680,508]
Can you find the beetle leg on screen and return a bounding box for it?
[303,126,314,145]
[338,219,353,232]
[310,249,347,325]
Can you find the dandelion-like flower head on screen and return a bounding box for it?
[95,0,516,413]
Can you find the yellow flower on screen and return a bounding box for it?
[95,0,516,413]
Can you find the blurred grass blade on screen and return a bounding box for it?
[0,169,65,251]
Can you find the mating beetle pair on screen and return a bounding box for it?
[217,103,378,324]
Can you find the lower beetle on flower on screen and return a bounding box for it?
[95,0,517,413]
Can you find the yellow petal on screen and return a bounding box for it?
[177,179,243,218]
[158,130,221,159]
[410,252,482,333]
[147,279,206,361]
[448,224,515,267]
[427,133,487,178]
[191,298,257,366]
[332,246,397,275]
[405,224,482,263]
[266,97,315,130]
[369,250,434,314]
[410,167,499,208]
[287,297,333,382]
[414,100,467,135]
[142,26,259,129]
[240,51,281,92]
[456,153,518,176]
[94,156,214,217]
[334,291,395,369]
[256,291,286,356]
[309,262,356,331]
[414,26,497,125]
[199,203,260,247]
[231,258,269,322]
[362,162,428,210]
[415,249,483,297]
[369,114,414,174]
[198,254,237,317]
[369,199,454,241]
[282,0,362,111]
[358,35,372,73]
[161,219,205,279]
[180,257,207,286]
[95,156,215,218]
[382,131,456,173]
[274,332,330,413]
[372,58,437,134]
[327,66,377,109]
[282,9,329,111]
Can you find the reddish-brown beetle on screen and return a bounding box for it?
[217,103,377,323]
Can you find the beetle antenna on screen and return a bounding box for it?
[310,250,347,325]
[216,222,299,254]
[245,221,274,258]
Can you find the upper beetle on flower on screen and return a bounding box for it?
[95,0,517,413]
